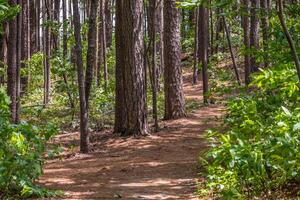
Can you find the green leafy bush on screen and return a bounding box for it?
[199,65,300,199]
[0,88,59,198]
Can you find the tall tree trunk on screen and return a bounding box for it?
[209,3,214,56]
[198,5,209,104]
[158,0,164,85]
[163,0,185,119]
[96,1,103,87]
[242,0,251,85]
[21,0,29,93]
[43,0,51,105]
[114,0,125,133]
[73,0,89,153]
[36,0,40,51]
[53,0,60,51]
[101,0,108,91]
[193,8,199,84]
[250,0,260,72]
[15,0,22,123]
[29,0,37,56]
[278,0,300,80]
[105,0,113,48]
[7,0,19,123]
[85,0,98,104]
[149,0,159,132]
[114,0,148,136]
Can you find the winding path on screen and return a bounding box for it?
[39,69,223,200]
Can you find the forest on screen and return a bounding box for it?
[0,0,299,199]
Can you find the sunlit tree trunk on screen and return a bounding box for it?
[115,0,148,136]
[164,0,185,119]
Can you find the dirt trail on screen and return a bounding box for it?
[38,70,223,200]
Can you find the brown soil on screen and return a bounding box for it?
[38,69,224,200]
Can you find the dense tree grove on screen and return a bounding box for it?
[0,0,299,199]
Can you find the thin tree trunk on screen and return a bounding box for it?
[198,5,209,104]
[73,0,89,153]
[21,0,29,93]
[250,0,260,72]
[96,1,103,87]
[150,0,159,132]
[85,0,98,104]
[278,0,300,80]
[223,15,241,85]
[53,0,60,51]
[193,8,199,84]
[242,0,251,85]
[158,0,164,86]
[36,0,40,51]
[101,0,108,91]
[105,0,113,48]
[43,0,51,106]
[16,0,22,123]
[7,0,19,123]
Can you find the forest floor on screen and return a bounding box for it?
[38,69,224,200]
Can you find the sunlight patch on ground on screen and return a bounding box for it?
[39,177,76,185]
[118,178,193,187]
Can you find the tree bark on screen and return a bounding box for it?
[114,0,125,133]
[105,0,113,48]
[73,0,89,153]
[149,0,159,132]
[96,1,103,87]
[85,0,98,104]
[242,0,251,85]
[198,5,209,104]
[114,0,148,136]
[21,0,29,93]
[43,0,51,105]
[193,8,199,84]
[101,0,108,91]
[7,0,19,123]
[163,0,185,119]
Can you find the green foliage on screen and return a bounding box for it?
[199,65,300,199]
[0,88,60,199]
[23,52,44,91]
[0,0,20,34]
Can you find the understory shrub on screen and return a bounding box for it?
[0,88,59,199]
[199,65,300,199]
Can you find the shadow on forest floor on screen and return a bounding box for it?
[38,68,224,200]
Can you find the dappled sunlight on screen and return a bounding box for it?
[37,69,223,199]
